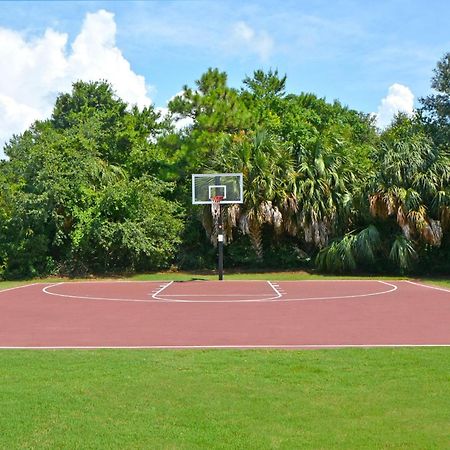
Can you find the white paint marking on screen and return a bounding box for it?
[42,280,399,304]
[270,281,398,302]
[406,280,450,293]
[0,283,39,294]
[151,281,174,299]
[267,281,283,300]
[43,283,168,303]
[156,294,271,297]
[0,343,449,350]
[150,280,281,302]
[152,281,282,302]
[150,294,283,303]
[264,279,405,282]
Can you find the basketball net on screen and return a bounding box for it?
[211,195,223,222]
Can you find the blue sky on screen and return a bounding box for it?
[0,0,449,155]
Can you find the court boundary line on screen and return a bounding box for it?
[0,283,40,294]
[155,294,274,297]
[125,280,397,303]
[267,281,283,299]
[268,280,398,302]
[151,281,174,298]
[406,280,450,293]
[42,282,173,303]
[1,343,449,350]
[151,280,282,302]
[41,280,399,303]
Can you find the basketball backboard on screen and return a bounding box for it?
[192,173,243,205]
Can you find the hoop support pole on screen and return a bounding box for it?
[217,203,224,281]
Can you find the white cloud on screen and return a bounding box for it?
[376,83,414,129]
[0,95,43,150]
[228,21,274,62]
[156,90,194,131]
[156,106,194,132]
[0,10,152,158]
[68,10,150,108]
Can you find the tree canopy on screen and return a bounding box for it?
[0,81,182,278]
[1,53,449,278]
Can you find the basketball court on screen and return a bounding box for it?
[1,279,449,348]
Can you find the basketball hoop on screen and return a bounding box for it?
[191,173,243,281]
[211,195,223,221]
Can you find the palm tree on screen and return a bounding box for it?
[369,117,450,247]
[389,234,418,273]
[284,130,365,250]
[211,129,295,261]
[316,225,381,273]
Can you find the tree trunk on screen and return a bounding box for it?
[249,221,263,262]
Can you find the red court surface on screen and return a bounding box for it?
[0,279,449,349]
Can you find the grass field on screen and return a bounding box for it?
[1,349,449,449]
[1,270,448,291]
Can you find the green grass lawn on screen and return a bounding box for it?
[130,271,410,281]
[1,269,449,289]
[421,278,450,289]
[0,270,413,291]
[1,349,449,449]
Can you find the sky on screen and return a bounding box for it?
[0,0,449,158]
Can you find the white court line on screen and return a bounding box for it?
[264,279,406,282]
[0,283,39,294]
[151,281,174,299]
[156,294,272,297]
[1,343,449,350]
[267,281,283,299]
[406,280,450,293]
[151,280,282,302]
[266,280,398,302]
[43,283,172,303]
[42,280,399,304]
[43,282,279,303]
[133,280,396,303]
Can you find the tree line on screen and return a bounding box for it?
[0,53,449,279]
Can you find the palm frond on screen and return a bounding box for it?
[353,225,381,263]
[389,235,418,272]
